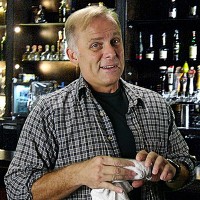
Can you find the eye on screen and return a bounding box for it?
[90,42,102,50]
[111,38,121,46]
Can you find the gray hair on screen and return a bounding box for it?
[65,6,121,52]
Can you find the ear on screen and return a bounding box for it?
[67,48,79,65]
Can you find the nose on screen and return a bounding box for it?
[104,43,116,59]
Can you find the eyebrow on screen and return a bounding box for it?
[88,32,121,43]
[89,37,103,42]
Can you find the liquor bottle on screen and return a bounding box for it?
[49,45,59,61]
[173,29,180,61]
[189,1,198,18]
[159,33,168,61]
[41,44,50,60]
[60,28,69,60]
[168,0,177,19]
[0,1,5,24]
[59,0,67,23]
[189,31,197,61]
[37,45,43,60]
[35,5,46,23]
[29,45,37,61]
[34,45,42,61]
[0,33,6,61]
[135,32,143,60]
[49,45,55,61]
[145,34,154,61]
[57,30,63,60]
[22,45,31,61]
[66,0,73,15]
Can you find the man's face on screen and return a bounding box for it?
[72,16,124,93]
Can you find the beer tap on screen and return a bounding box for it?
[197,65,200,92]
[159,66,167,96]
[188,66,196,96]
[181,61,189,97]
[174,66,183,97]
[167,65,174,93]
[196,65,200,102]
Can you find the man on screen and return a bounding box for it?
[5,5,195,200]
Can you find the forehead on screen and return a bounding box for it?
[84,16,121,38]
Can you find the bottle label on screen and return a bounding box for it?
[173,44,180,60]
[169,8,177,18]
[136,53,142,60]
[173,44,180,53]
[189,46,197,59]
[190,6,197,16]
[146,52,154,60]
[62,7,66,22]
[159,50,167,59]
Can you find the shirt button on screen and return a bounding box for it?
[100,111,105,117]
[107,136,113,141]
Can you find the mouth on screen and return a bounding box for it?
[100,65,118,69]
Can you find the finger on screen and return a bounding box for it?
[99,181,124,193]
[136,150,148,161]
[145,151,159,168]
[152,155,165,175]
[91,156,134,169]
[132,180,144,188]
[101,164,126,175]
[110,173,137,182]
[160,162,175,181]
[102,166,136,182]
[106,157,134,167]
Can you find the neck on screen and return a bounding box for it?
[90,82,120,94]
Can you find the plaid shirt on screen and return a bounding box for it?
[5,75,195,200]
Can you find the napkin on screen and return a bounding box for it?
[91,181,132,200]
[91,159,152,200]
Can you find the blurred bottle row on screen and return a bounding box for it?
[31,1,104,24]
[138,0,200,20]
[31,0,76,24]
[168,0,198,19]
[22,28,69,61]
[135,30,198,62]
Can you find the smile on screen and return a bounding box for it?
[100,65,117,69]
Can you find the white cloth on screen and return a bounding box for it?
[91,181,132,200]
[91,160,152,200]
[124,160,152,180]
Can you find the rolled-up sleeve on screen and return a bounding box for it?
[167,106,196,186]
[4,101,58,199]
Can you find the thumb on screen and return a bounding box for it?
[132,180,144,188]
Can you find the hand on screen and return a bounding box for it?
[131,150,176,188]
[76,156,136,193]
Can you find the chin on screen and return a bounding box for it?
[103,79,119,87]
